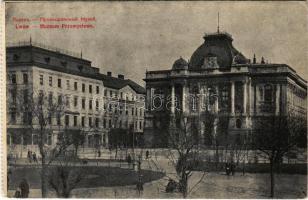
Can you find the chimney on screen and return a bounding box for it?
[253,54,256,64]
[261,57,265,64]
[107,71,112,77]
[118,74,124,79]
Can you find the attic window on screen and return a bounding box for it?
[44,57,50,63]
[13,54,20,61]
[78,65,83,72]
[61,61,67,67]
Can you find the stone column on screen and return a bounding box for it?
[248,79,252,116]
[214,85,219,113]
[203,84,208,111]
[275,84,280,115]
[182,83,187,113]
[171,84,175,114]
[231,81,235,115]
[146,87,151,110]
[243,81,247,114]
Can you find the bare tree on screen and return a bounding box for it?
[17,90,73,197]
[48,153,84,198]
[166,112,207,198]
[252,110,306,198]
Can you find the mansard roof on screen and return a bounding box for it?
[99,74,146,94]
[6,44,146,94]
[189,32,249,69]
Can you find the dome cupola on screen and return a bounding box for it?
[189,32,249,70]
[172,57,188,70]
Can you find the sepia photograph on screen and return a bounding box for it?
[4,1,307,198]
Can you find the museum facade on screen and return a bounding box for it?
[144,32,307,147]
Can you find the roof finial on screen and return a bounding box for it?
[217,12,220,33]
[80,50,83,59]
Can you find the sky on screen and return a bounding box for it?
[6,1,308,86]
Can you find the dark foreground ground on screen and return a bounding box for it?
[8,166,165,190]
[7,164,307,198]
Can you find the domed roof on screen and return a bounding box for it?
[189,32,249,70]
[172,57,188,70]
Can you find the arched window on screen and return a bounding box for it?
[264,84,273,102]
[189,86,199,111]
[236,119,242,129]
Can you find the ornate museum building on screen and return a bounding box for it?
[144,31,307,147]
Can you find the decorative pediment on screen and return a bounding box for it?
[203,56,219,68]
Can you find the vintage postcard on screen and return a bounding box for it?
[3,1,307,198]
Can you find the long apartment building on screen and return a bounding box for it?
[6,42,145,157]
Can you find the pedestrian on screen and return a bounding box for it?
[7,168,12,190]
[231,162,235,176]
[136,175,143,196]
[146,150,149,160]
[19,179,29,198]
[32,152,37,163]
[27,150,32,163]
[14,186,21,198]
[127,154,132,167]
[225,162,230,176]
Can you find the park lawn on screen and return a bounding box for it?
[8,166,165,190]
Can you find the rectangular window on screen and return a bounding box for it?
[140,108,142,117]
[96,86,99,94]
[49,76,52,86]
[11,89,17,105]
[47,133,52,145]
[109,119,112,128]
[135,108,138,116]
[57,114,61,125]
[139,121,142,129]
[58,78,62,88]
[89,117,92,127]
[48,113,52,125]
[65,115,69,126]
[89,99,93,110]
[74,96,78,107]
[10,112,16,124]
[132,108,134,115]
[82,83,85,92]
[66,80,70,90]
[23,73,28,84]
[66,96,70,108]
[81,116,85,127]
[11,74,16,84]
[58,95,62,105]
[103,119,106,128]
[74,82,78,90]
[120,92,123,99]
[95,118,99,127]
[33,134,38,145]
[104,89,107,97]
[39,75,44,85]
[74,116,77,126]
[110,90,113,97]
[23,89,28,104]
[23,112,32,125]
[95,100,99,111]
[82,99,85,109]
[89,85,92,93]
[48,93,53,105]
